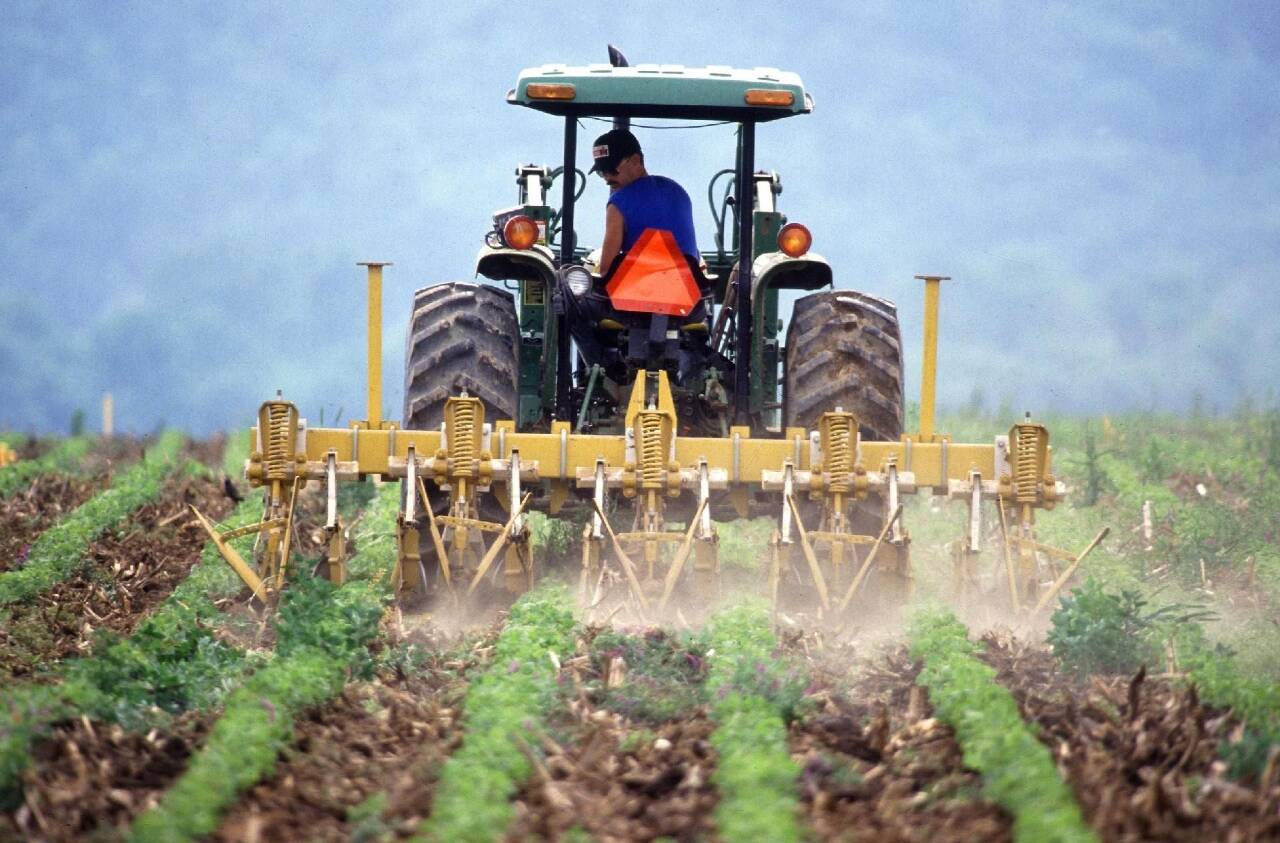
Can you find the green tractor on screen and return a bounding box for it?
[402,50,904,447]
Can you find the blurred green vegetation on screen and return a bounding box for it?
[911,406,1280,673]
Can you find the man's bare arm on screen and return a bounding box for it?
[599,203,625,275]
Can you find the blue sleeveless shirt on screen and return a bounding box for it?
[608,175,699,257]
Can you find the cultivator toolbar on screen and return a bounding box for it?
[194,267,1105,620]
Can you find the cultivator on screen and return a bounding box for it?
[197,268,1102,620]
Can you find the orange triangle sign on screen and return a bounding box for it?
[605,229,701,317]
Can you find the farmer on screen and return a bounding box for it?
[589,128,698,275]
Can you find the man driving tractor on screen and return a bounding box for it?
[590,128,698,275]
[555,127,711,385]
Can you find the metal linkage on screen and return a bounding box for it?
[579,371,724,615]
[762,410,914,615]
[192,393,308,602]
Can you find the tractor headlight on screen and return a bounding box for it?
[562,266,592,297]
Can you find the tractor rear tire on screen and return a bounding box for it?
[784,289,904,440]
[784,289,908,609]
[402,281,519,430]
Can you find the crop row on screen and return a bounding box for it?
[909,609,1096,843]
[1174,627,1280,779]
[0,436,93,498]
[705,601,805,843]
[0,493,263,804]
[415,586,577,843]
[130,482,400,842]
[0,431,185,605]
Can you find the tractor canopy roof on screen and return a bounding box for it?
[509,63,812,122]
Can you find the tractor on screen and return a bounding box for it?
[199,49,1101,622]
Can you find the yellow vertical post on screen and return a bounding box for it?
[358,262,392,428]
[102,392,114,439]
[914,275,950,442]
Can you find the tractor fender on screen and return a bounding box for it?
[750,250,833,300]
[474,244,558,285]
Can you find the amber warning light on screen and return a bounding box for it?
[744,89,795,107]
[527,83,576,100]
[503,215,539,250]
[777,222,812,257]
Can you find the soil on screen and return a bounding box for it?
[0,474,105,574]
[792,644,1013,843]
[214,669,464,842]
[0,474,237,681]
[209,623,487,842]
[981,634,1280,842]
[0,712,210,842]
[505,628,719,843]
[508,709,719,843]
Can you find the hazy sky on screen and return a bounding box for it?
[2,1,1277,434]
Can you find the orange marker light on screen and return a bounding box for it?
[744,89,795,107]
[503,215,539,250]
[527,83,576,100]
[777,222,812,257]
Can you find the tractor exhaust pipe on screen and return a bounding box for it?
[608,44,630,132]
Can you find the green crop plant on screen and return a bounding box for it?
[589,626,708,723]
[0,431,184,604]
[715,516,776,570]
[415,586,577,843]
[705,600,804,843]
[525,510,580,558]
[1173,626,1280,781]
[0,435,92,498]
[129,484,400,843]
[1047,578,1213,677]
[910,609,1097,843]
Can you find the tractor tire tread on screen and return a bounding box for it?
[784,289,904,442]
[403,281,519,431]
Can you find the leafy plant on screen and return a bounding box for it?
[415,587,577,843]
[1049,578,1215,676]
[910,609,1097,843]
[1173,626,1280,782]
[526,510,580,558]
[1078,421,1110,506]
[0,494,264,805]
[589,626,708,723]
[129,484,400,843]
[705,600,803,843]
[715,516,777,570]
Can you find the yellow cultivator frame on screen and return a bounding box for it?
[200,266,1101,618]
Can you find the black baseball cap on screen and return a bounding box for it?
[589,128,642,174]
